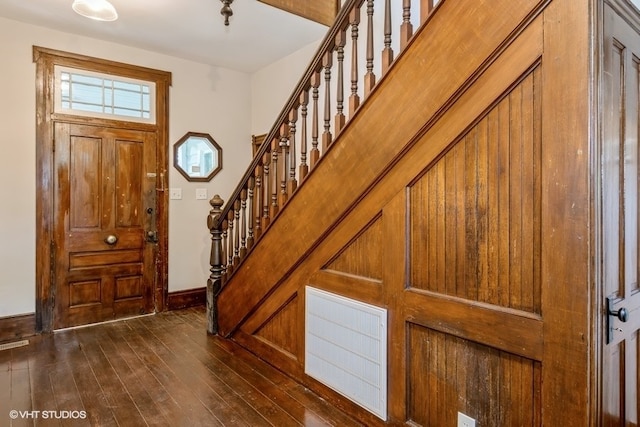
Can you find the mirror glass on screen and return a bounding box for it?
[173,132,222,182]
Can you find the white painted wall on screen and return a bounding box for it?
[0,20,36,318]
[0,16,252,317]
[251,39,321,135]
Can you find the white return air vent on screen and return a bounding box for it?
[305,286,387,420]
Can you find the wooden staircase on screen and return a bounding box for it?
[205,0,621,424]
[208,0,444,336]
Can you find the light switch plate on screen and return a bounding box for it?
[195,188,208,200]
[169,188,182,200]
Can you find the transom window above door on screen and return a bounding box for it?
[54,65,156,124]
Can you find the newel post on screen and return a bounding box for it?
[206,195,225,334]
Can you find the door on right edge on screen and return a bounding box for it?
[601,3,640,425]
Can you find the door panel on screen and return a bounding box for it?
[54,123,157,329]
[405,64,543,425]
[602,4,640,425]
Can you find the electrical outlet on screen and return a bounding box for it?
[458,412,476,427]
[169,188,182,200]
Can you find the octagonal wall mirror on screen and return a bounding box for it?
[173,132,222,182]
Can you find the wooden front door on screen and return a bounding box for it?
[53,122,158,329]
[601,3,640,424]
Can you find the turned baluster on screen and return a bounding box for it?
[206,195,224,334]
[310,71,321,168]
[421,0,434,25]
[299,91,309,181]
[226,210,234,276]
[233,199,241,265]
[270,138,279,218]
[247,178,255,249]
[254,165,262,241]
[364,0,376,96]
[382,0,393,75]
[335,29,346,134]
[257,158,269,234]
[400,0,413,49]
[240,189,248,258]
[221,218,228,281]
[262,151,271,230]
[279,124,289,206]
[349,5,361,117]
[322,51,333,152]
[288,109,298,195]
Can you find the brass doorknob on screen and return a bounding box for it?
[146,230,158,243]
[104,235,118,245]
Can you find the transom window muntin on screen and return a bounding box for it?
[54,66,156,124]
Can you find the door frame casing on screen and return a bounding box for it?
[33,46,172,332]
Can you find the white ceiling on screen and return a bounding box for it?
[0,0,328,73]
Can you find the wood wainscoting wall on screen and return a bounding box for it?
[218,0,596,424]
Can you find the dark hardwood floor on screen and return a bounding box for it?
[0,307,362,426]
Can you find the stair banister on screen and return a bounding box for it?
[207,0,440,333]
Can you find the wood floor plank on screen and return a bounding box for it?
[138,327,272,426]
[177,321,331,426]
[100,322,185,427]
[0,348,11,372]
[0,368,12,425]
[137,320,274,427]
[179,307,364,427]
[212,334,363,427]
[29,357,61,427]
[28,333,82,427]
[49,361,90,427]
[10,367,32,427]
[125,318,249,426]
[67,342,118,427]
[116,322,226,426]
[1,309,359,427]
[10,351,30,372]
[147,308,312,425]
[174,310,351,425]
[161,321,302,426]
[92,326,171,427]
[73,327,146,427]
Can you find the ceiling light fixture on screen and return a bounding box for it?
[72,0,118,22]
[220,0,234,26]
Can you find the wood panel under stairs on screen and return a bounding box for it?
[216,0,543,337]
[212,0,620,424]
